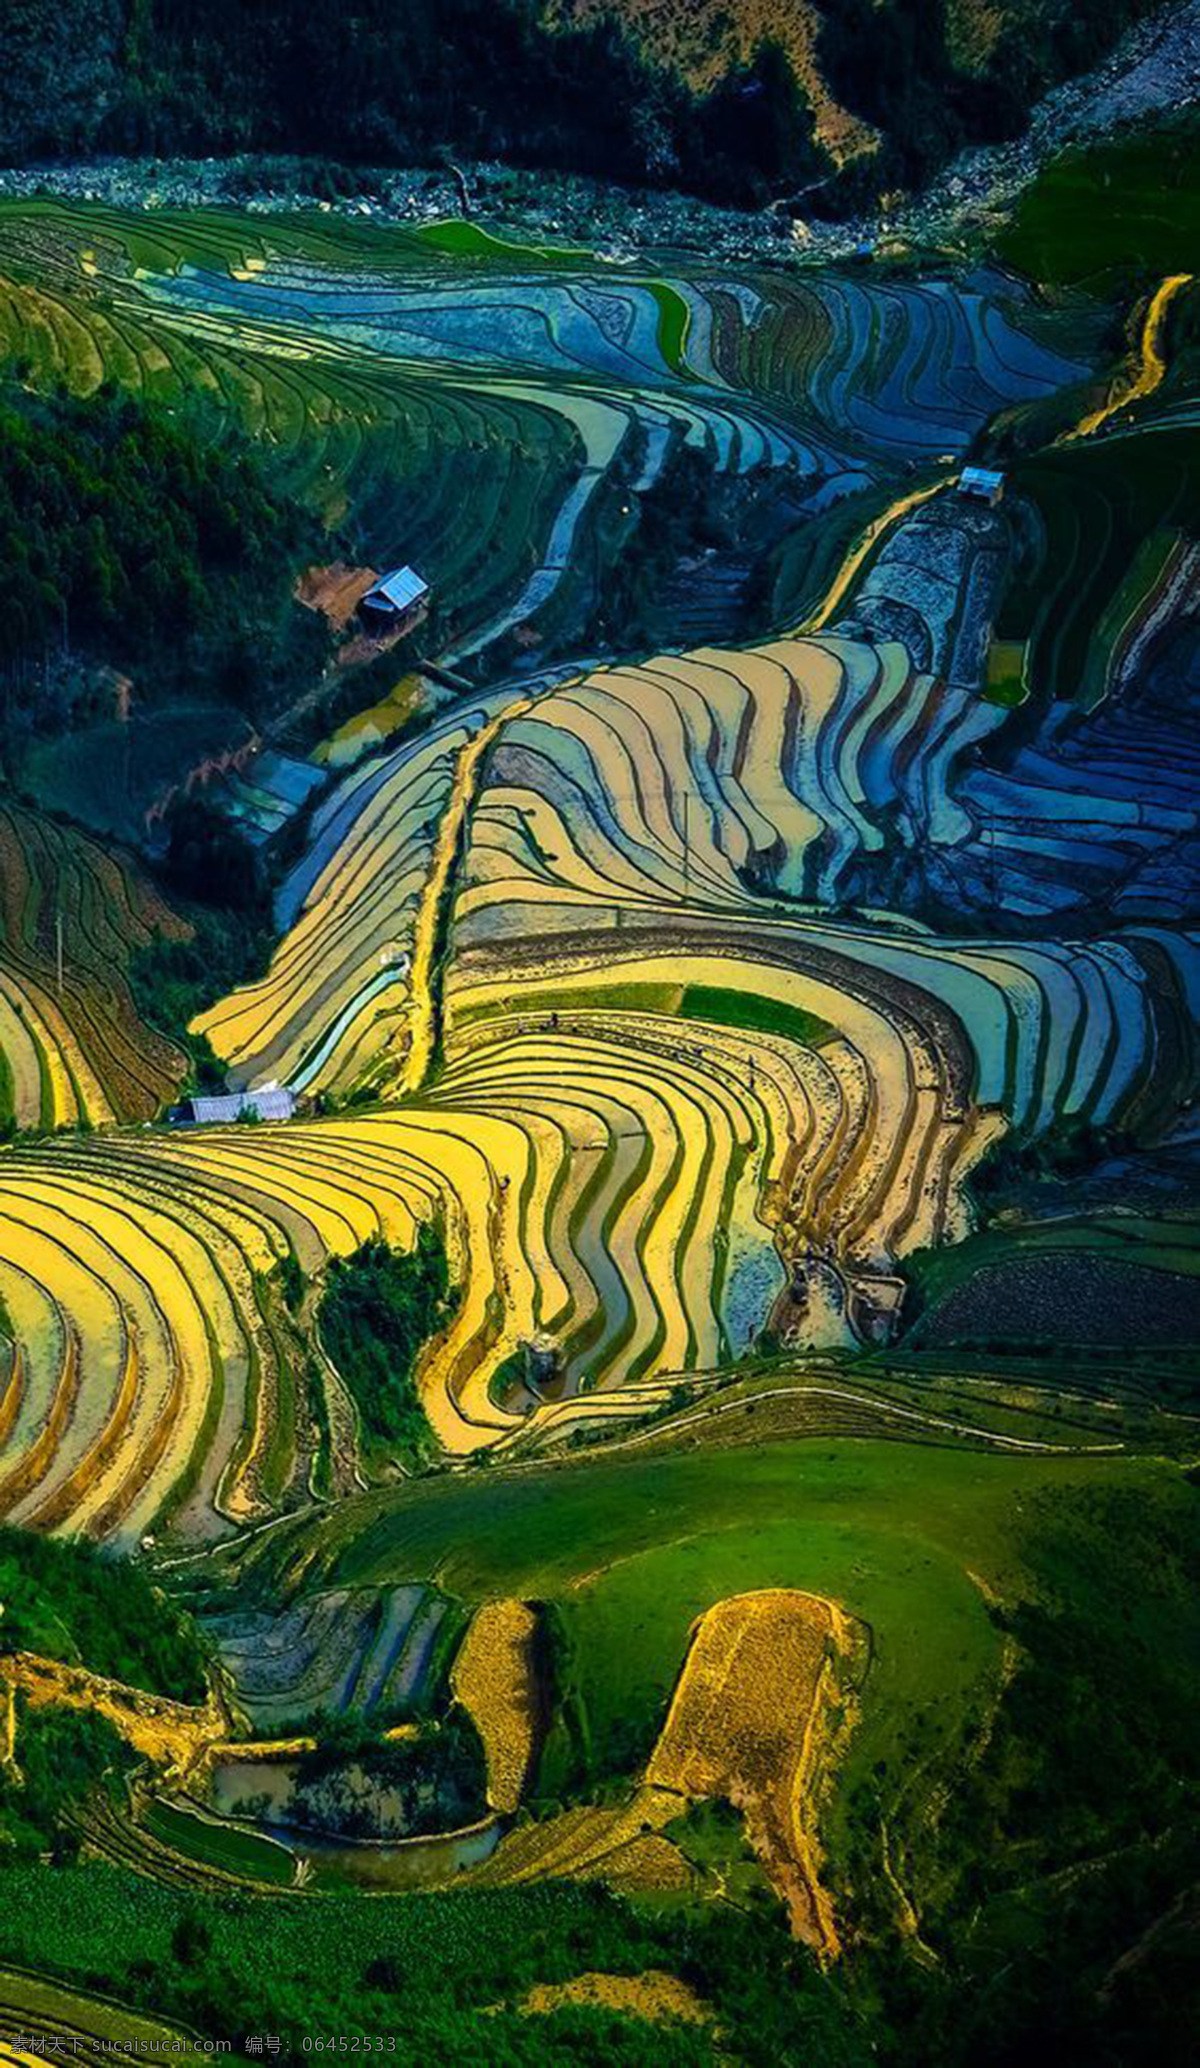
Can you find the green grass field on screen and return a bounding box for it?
[999,117,1200,289]
[229,1435,1182,1872]
[648,282,692,375]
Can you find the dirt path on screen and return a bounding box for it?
[1062,272,1194,443]
[295,561,377,630]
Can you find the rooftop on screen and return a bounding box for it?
[363,565,429,613]
[183,1087,295,1125]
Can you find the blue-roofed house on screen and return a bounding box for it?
[359,565,431,638]
[958,466,1006,506]
[172,1086,296,1126]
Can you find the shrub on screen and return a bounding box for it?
[318,1227,456,1461]
[0,1526,208,1701]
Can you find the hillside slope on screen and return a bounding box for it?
[549,0,1168,189]
[545,0,877,163]
[0,0,1170,211]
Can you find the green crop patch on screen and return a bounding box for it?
[456,981,683,1025]
[648,282,692,374]
[680,985,834,1048]
[0,1966,208,2059]
[1000,117,1200,289]
[999,426,1200,701]
[902,1209,1200,1361]
[142,1800,298,1888]
[415,219,591,267]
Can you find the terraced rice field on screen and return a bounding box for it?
[0,200,1084,668]
[0,198,1193,1575]
[207,611,1192,1362]
[0,1033,793,1523]
[0,590,1195,1536]
[903,1208,1200,1352]
[192,705,493,1097]
[0,115,1195,2068]
[0,804,188,1128]
[207,1584,453,1730]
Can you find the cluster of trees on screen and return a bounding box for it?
[0,381,325,738]
[589,442,737,648]
[0,1,826,209]
[286,1707,488,1838]
[122,800,275,1094]
[318,1227,455,1462]
[7,1868,859,2061]
[0,1702,132,1858]
[129,911,272,1096]
[0,1524,209,1700]
[969,1117,1137,1205]
[817,0,1162,201]
[0,0,1161,212]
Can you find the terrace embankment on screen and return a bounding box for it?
[797,477,951,633]
[401,699,531,1095]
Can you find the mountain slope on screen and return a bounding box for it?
[0,0,1172,212]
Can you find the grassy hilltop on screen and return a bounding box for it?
[0,1417,1196,2059]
